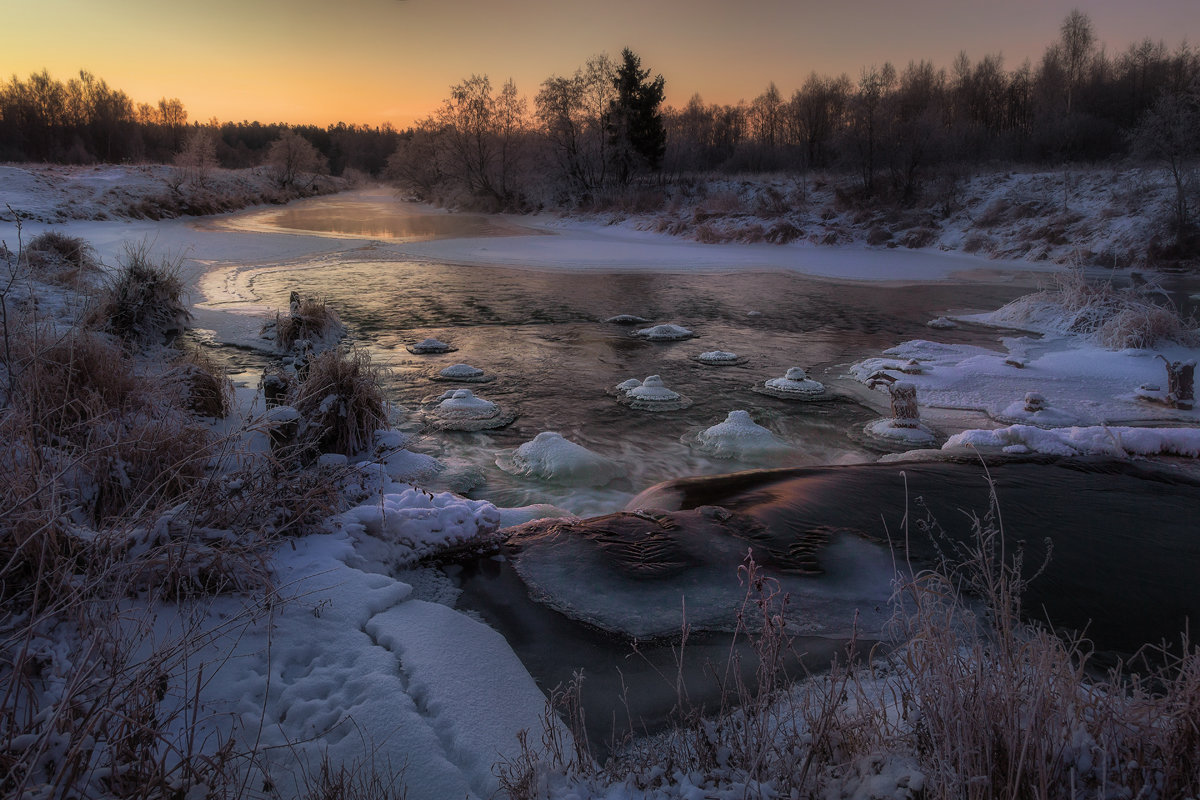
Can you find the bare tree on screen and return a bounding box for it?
[266,131,326,188]
[173,126,219,188]
[1132,82,1200,239]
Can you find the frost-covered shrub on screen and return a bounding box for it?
[292,347,388,455]
[271,294,346,352]
[90,243,190,345]
[989,270,1198,349]
[171,347,232,418]
[24,230,98,284]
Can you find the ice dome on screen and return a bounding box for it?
[619,375,692,411]
[628,375,680,402]
[863,418,937,447]
[760,367,826,398]
[429,388,516,430]
[694,350,744,366]
[407,337,455,354]
[607,314,651,325]
[691,410,792,460]
[496,432,624,487]
[992,392,1081,428]
[435,388,498,419]
[926,316,958,329]
[634,324,693,341]
[440,363,483,378]
[615,378,643,393]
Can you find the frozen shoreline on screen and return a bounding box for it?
[4,171,1198,800]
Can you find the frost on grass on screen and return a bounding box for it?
[984,270,1198,350]
[266,291,346,353]
[88,242,191,346]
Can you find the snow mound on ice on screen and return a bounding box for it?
[439,363,482,378]
[864,418,937,446]
[606,314,651,324]
[690,410,793,459]
[435,389,499,419]
[495,432,624,487]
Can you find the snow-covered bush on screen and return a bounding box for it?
[292,347,388,456]
[89,242,190,345]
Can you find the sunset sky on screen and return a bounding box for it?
[6,0,1198,128]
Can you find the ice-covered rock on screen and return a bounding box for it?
[633,323,693,341]
[927,316,958,329]
[689,410,792,459]
[495,432,624,487]
[618,375,693,411]
[757,367,826,399]
[406,337,456,354]
[436,389,498,419]
[431,363,492,383]
[693,350,745,366]
[863,418,938,446]
[615,378,643,393]
[606,314,651,325]
[431,389,516,431]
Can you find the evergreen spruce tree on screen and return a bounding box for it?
[608,48,666,184]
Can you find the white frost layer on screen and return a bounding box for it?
[691,410,793,460]
[764,367,826,396]
[850,337,1200,425]
[946,424,1200,458]
[496,432,624,487]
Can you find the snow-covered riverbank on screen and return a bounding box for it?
[3,170,1199,800]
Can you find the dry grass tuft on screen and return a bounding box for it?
[272,294,346,352]
[991,269,1198,349]
[292,347,388,456]
[24,230,99,286]
[171,346,233,418]
[89,242,190,346]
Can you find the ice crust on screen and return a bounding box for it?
[407,337,455,354]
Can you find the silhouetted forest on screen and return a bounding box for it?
[4,11,1198,215]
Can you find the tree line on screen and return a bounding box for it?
[391,11,1200,211]
[4,10,1198,217]
[0,70,400,176]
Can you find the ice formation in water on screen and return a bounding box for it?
[495,431,624,487]
[615,378,643,392]
[926,316,958,329]
[406,337,456,354]
[616,374,693,411]
[430,389,516,430]
[992,391,1080,427]
[633,323,694,341]
[606,314,651,325]
[689,410,792,459]
[431,363,493,383]
[693,350,745,366]
[757,367,827,399]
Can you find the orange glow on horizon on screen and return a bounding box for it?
[6,0,1198,129]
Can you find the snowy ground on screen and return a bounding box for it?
[3,165,1198,800]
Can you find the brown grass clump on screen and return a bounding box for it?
[292,347,388,455]
[170,347,233,418]
[272,294,346,352]
[89,243,190,346]
[24,230,99,285]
